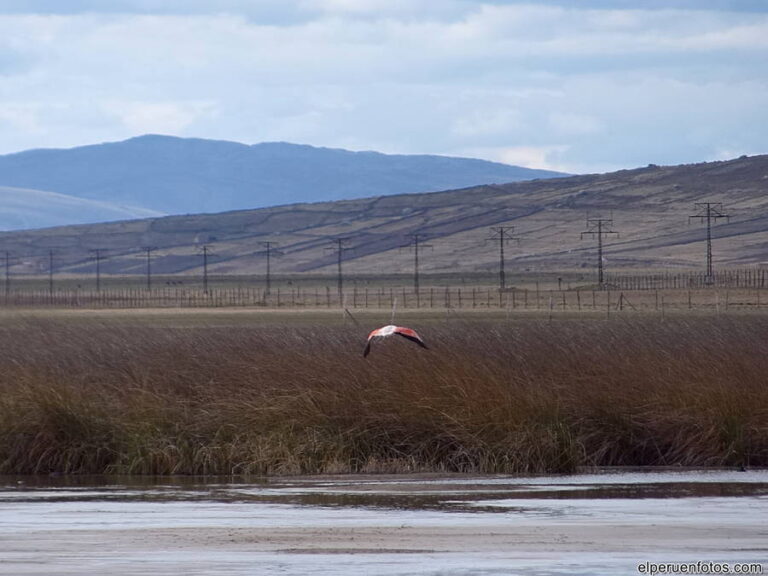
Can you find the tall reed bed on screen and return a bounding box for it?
[0,314,766,475]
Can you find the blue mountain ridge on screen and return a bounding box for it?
[0,135,567,226]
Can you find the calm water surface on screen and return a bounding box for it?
[1,469,766,575]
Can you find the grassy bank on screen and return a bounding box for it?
[1,313,766,475]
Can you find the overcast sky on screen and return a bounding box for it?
[0,0,766,173]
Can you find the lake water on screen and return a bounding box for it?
[1,469,766,575]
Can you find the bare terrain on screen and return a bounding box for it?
[1,154,767,279]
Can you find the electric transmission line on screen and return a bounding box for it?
[688,202,729,284]
[487,226,520,291]
[198,245,215,294]
[326,238,351,303]
[90,248,108,292]
[259,241,279,296]
[4,251,10,300]
[48,250,55,297]
[141,247,157,291]
[581,215,619,289]
[400,234,432,307]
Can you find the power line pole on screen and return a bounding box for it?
[48,250,54,298]
[488,226,520,291]
[4,251,10,301]
[581,216,619,289]
[326,238,351,304]
[689,202,729,284]
[260,241,279,296]
[90,248,107,292]
[141,247,157,291]
[401,234,433,307]
[200,245,214,294]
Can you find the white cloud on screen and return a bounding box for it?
[548,112,603,136]
[0,103,45,133]
[0,3,766,172]
[451,107,525,138]
[464,145,571,172]
[100,100,218,134]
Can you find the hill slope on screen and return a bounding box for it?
[1,154,767,278]
[0,135,565,221]
[0,186,163,231]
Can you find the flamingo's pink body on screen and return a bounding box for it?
[363,324,427,357]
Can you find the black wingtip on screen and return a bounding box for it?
[397,332,428,349]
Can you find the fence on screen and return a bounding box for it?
[604,268,767,290]
[1,284,767,313]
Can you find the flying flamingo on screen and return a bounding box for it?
[363,325,428,357]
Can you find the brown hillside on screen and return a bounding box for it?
[1,155,767,277]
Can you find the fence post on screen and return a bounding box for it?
[548,295,553,322]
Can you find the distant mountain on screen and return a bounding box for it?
[0,185,163,231]
[0,135,566,227]
[1,154,767,275]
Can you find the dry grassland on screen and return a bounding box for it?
[1,310,766,475]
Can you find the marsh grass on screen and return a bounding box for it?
[1,315,766,475]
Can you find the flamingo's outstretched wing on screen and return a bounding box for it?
[394,327,428,349]
[363,325,426,357]
[363,328,381,357]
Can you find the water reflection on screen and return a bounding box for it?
[2,469,766,576]
[2,469,767,513]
